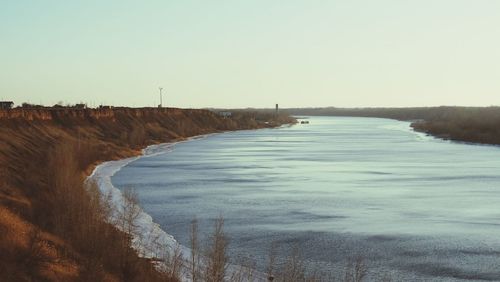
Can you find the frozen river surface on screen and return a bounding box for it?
[112,116,500,281]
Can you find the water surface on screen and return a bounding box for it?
[113,116,500,281]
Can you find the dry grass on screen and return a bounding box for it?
[0,107,293,281]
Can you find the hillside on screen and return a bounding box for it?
[0,107,295,281]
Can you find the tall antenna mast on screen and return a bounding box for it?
[159,87,163,108]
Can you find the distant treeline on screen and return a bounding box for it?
[287,107,500,145]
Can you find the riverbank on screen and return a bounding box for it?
[287,106,500,146]
[89,136,272,281]
[0,107,295,281]
[87,144,187,279]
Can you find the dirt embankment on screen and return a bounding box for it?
[0,107,295,281]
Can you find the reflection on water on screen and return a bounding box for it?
[113,117,500,281]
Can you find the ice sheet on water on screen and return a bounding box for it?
[87,156,180,257]
[88,140,267,281]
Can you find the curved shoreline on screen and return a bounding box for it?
[87,118,463,281]
[0,106,295,280]
[87,140,187,259]
[87,133,268,282]
[86,119,426,281]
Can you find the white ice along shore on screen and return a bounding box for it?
[86,137,268,282]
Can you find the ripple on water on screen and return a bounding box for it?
[112,116,500,281]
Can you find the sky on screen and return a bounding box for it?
[1,1,500,108]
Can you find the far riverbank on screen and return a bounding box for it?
[286,106,500,146]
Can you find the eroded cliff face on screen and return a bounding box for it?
[0,107,213,121]
[0,107,295,281]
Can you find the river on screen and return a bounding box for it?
[112,116,500,281]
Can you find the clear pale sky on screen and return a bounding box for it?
[1,1,500,108]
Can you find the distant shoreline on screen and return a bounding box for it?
[287,106,500,147]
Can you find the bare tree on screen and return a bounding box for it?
[344,256,367,282]
[120,188,141,237]
[117,188,142,278]
[267,242,278,281]
[162,243,183,281]
[190,217,201,282]
[230,256,256,282]
[204,216,229,282]
[281,245,306,282]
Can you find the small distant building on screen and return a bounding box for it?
[99,105,113,110]
[74,103,87,109]
[218,111,232,118]
[0,101,14,110]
